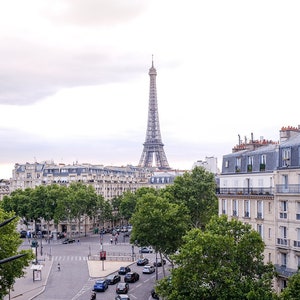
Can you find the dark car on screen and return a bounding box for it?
[124,272,140,283]
[20,230,27,238]
[153,258,166,267]
[62,238,75,244]
[137,257,149,266]
[93,279,108,292]
[118,266,131,275]
[116,282,129,294]
[106,274,121,285]
[151,289,159,299]
[115,295,130,300]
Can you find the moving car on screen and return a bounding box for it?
[124,272,140,283]
[116,282,129,294]
[143,265,155,274]
[153,258,166,267]
[137,257,149,266]
[20,230,27,238]
[62,238,75,244]
[115,295,130,300]
[106,274,121,285]
[93,279,108,292]
[118,266,131,275]
[139,246,153,253]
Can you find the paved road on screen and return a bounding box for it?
[19,234,170,300]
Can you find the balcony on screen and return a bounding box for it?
[276,184,300,194]
[277,238,290,247]
[217,187,273,196]
[279,212,287,219]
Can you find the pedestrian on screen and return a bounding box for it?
[57,263,60,271]
[110,238,113,244]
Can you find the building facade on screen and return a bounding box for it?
[217,126,300,291]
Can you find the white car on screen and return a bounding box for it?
[142,265,155,274]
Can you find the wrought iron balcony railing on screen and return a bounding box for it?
[276,184,300,194]
[217,187,273,196]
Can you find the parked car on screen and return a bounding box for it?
[62,238,75,244]
[116,282,129,294]
[106,274,121,285]
[118,266,131,275]
[139,246,153,253]
[20,230,27,238]
[93,279,108,292]
[124,272,140,283]
[137,257,149,266]
[115,295,130,300]
[143,265,155,274]
[153,258,166,267]
[151,289,159,299]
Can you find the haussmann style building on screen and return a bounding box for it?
[217,125,300,291]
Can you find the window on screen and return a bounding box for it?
[257,200,263,219]
[235,157,241,172]
[268,228,271,239]
[282,175,288,190]
[225,160,229,168]
[232,199,238,216]
[281,253,287,267]
[297,202,300,220]
[247,156,253,172]
[244,200,250,218]
[280,226,287,239]
[282,148,290,167]
[260,154,266,171]
[280,200,288,219]
[257,224,263,238]
[222,199,227,214]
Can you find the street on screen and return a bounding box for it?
[19,233,169,300]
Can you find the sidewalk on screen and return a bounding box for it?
[4,257,53,300]
[4,256,134,300]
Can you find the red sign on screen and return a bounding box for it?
[100,251,106,261]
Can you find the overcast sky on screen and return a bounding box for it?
[0,0,300,178]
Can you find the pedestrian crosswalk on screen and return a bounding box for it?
[52,256,88,261]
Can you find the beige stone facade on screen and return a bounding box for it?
[218,126,300,292]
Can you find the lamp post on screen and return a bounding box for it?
[155,251,158,280]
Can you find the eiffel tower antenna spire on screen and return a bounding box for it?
[138,58,170,170]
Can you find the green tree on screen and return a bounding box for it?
[59,182,98,236]
[156,215,276,300]
[165,166,218,229]
[1,188,33,226]
[130,191,190,270]
[0,209,34,299]
[280,272,300,300]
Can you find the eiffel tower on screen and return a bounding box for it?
[138,58,170,170]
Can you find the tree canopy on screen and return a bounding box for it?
[156,215,277,300]
[164,166,218,228]
[130,191,190,257]
[0,209,34,299]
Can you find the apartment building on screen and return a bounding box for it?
[10,161,152,200]
[217,126,300,291]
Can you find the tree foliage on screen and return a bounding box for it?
[156,215,277,300]
[0,209,34,299]
[130,190,190,258]
[165,166,218,228]
[280,272,300,300]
